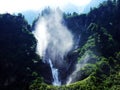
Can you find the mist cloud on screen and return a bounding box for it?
[33,9,73,66]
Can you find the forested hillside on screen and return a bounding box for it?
[0,14,52,90]
[0,0,120,90]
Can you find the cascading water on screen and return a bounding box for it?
[33,9,74,86]
[49,59,61,86]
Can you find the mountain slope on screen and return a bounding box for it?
[0,0,120,90]
[30,0,120,90]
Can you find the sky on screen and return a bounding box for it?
[0,0,92,14]
[0,0,106,24]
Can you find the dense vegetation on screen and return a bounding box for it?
[0,0,120,90]
[0,13,52,90]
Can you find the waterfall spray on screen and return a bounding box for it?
[33,8,73,86]
[66,52,90,85]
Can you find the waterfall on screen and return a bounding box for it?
[49,59,61,86]
[33,9,74,86]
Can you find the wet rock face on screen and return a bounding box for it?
[33,60,53,84]
[58,51,79,84]
[39,50,79,85]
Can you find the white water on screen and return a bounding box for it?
[49,59,61,86]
